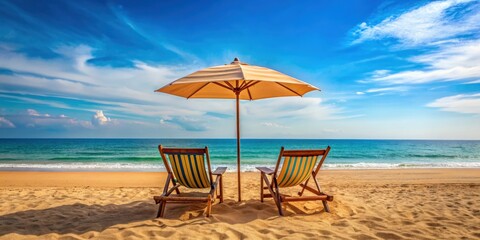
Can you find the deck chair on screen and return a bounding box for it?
[256,146,333,216]
[153,145,227,218]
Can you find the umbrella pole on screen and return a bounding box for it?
[236,92,241,202]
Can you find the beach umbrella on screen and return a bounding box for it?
[155,58,319,201]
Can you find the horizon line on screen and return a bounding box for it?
[1,138,479,141]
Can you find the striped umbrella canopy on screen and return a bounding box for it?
[155,58,319,201]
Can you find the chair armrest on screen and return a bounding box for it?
[256,167,274,175]
[212,167,227,175]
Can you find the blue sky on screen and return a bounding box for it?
[0,0,479,139]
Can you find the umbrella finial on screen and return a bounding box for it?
[231,57,240,64]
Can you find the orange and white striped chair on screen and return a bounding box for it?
[256,146,333,216]
[153,145,226,218]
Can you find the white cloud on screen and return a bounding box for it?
[91,110,112,126]
[0,93,74,110]
[243,97,343,120]
[0,44,345,136]
[3,109,93,129]
[356,87,407,96]
[0,45,239,122]
[0,117,15,128]
[466,79,480,84]
[369,40,480,84]
[427,93,480,114]
[164,116,209,131]
[261,122,289,128]
[352,0,480,46]
[366,86,408,93]
[351,0,480,87]
[0,49,203,118]
[352,0,480,113]
[26,109,41,116]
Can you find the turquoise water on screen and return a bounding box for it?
[0,139,479,171]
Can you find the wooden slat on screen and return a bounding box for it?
[161,148,206,154]
[262,193,273,198]
[299,183,321,195]
[212,167,227,175]
[282,150,326,157]
[256,167,274,175]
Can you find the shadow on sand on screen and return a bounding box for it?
[0,198,328,236]
[0,201,155,236]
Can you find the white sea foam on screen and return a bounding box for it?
[324,162,480,169]
[0,162,165,172]
[0,161,479,172]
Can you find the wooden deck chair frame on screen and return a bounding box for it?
[256,146,333,216]
[153,145,227,218]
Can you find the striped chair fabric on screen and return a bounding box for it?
[167,153,211,188]
[276,155,319,187]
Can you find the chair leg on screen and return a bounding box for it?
[276,196,284,216]
[156,201,163,218]
[205,196,212,217]
[312,174,331,213]
[260,173,264,202]
[158,200,167,218]
[322,200,330,213]
[261,174,284,216]
[273,178,284,216]
[219,175,224,203]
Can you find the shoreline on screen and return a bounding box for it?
[1,168,479,188]
[1,164,479,172]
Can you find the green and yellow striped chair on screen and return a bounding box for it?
[257,146,333,216]
[153,145,227,218]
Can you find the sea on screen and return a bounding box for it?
[0,139,479,172]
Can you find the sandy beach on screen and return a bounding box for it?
[0,169,479,239]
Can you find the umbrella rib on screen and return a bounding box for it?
[247,88,253,100]
[238,80,248,89]
[276,82,302,96]
[224,81,235,90]
[187,82,210,99]
[212,82,234,91]
[240,80,260,91]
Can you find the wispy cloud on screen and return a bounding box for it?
[107,3,198,62]
[164,116,209,132]
[351,0,480,46]
[356,86,409,95]
[261,122,289,128]
[0,117,15,128]
[0,45,203,117]
[0,44,345,136]
[243,97,344,120]
[0,1,191,63]
[351,0,480,108]
[427,93,480,114]
[368,40,480,84]
[2,109,92,129]
[0,93,74,110]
